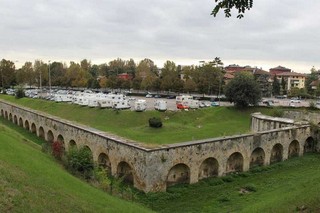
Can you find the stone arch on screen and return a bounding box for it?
[304,137,316,153]
[5,111,8,119]
[0,109,3,117]
[47,130,54,143]
[38,126,45,139]
[250,147,265,168]
[9,113,12,122]
[13,115,18,124]
[69,140,77,149]
[198,157,219,180]
[24,120,30,131]
[117,161,135,185]
[226,152,244,173]
[57,134,65,150]
[270,143,283,164]
[98,153,111,174]
[18,117,23,127]
[31,123,36,134]
[288,140,300,158]
[83,146,93,160]
[167,163,190,187]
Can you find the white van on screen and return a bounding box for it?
[154,100,167,111]
[134,99,147,112]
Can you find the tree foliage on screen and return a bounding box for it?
[225,72,261,108]
[212,0,253,19]
[272,75,280,96]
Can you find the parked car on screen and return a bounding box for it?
[167,95,176,99]
[211,101,220,107]
[146,94,153,98]
[290,98,300,103]
[177,103,189,110]
[154,94,161,98]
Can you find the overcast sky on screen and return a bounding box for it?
[1,0,320,73]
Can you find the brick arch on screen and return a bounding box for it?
[226,152,244,173]
[98,153,111,174]
[38,126,45,139]
[47,130,54,143]
[13,115,18,124]
[24,120,30,131]
[18,117,23,127]
[117,161,135,186]
[270,143,283,164]
[198,157,219,180]
[31,123,36,134]
[166,163,190,187]
[288,140,300,158]
[250,147,265,168]
[9,113,12,122]
[304,137,316,153]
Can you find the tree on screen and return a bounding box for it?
[281,76,287,95]
[225,72,261,108]
[305,67,318,95]
[212,0,253,19]
[272,75,280,96]
[0,59,16,88]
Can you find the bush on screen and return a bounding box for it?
[244,183,257,192]
[65,146,94,179]
[309,101,318,110]
[52,141,64,160]
[149,117,162,128]
[15,87,25,99]
[272,108,284,117]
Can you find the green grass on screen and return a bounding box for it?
[0,95,275,146]
[0,118,151,213]
[137,154,320,212]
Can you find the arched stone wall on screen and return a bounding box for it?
[57,134,65,150]
[167,163,190,187]
[226,152,244,173]
[13,115,18,124]
[270,143,283,164]
[47,130,54,143]
[304,137,316,153]
[31,123,36,134]
[288,140,300,158]
[198,157,219,180]
[98,153,111,174]
[18,117,23,127]
[117,161,135,185]
[9,113,12,122]
[250,147,265,168]
[38,126,45,139]
[0,109,3,117]
[24,120,30,131]
[69,140,77,149]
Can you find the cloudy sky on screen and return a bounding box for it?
[1,0,320,72]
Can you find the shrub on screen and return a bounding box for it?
[309,101,318,110]
[272,108,284,117]
[244,183,257,192]
[66,146,94,179]
[149,117,162,128]
[15,87,25,99]
[52,141,64,160]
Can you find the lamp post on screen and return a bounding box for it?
[48,60,51,96]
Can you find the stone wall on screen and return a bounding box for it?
[0,100,316,192]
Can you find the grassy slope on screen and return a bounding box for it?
[137,155,320,213]
[0,119,151,213]
[0,95,274,145]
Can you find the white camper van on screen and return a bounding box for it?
[134,99,147,112]
[113,100,131,110]
[176,95,193,104]
[154,100,167,111]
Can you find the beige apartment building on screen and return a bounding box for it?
[277,72,307,91]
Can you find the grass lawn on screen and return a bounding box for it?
[137,154,320,212]
[0,95,275,146]
[0,118,151,213]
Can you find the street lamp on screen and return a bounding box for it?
[48,60,51,96]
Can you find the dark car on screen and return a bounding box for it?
[167,95,176,99]
[154,94,161,98]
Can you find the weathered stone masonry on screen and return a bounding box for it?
[0,100,317,192]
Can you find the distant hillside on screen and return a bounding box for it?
[0,120,151,213]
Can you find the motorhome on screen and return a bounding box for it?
[134,99,147,112]
[154,100,167,111]
[184,100,199,109]
[176,95,193,104]
[113,100,131,110]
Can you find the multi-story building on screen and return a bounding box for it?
[269,66,291,75]
[277,72,306,91]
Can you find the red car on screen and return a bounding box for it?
[177,103,189,109]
